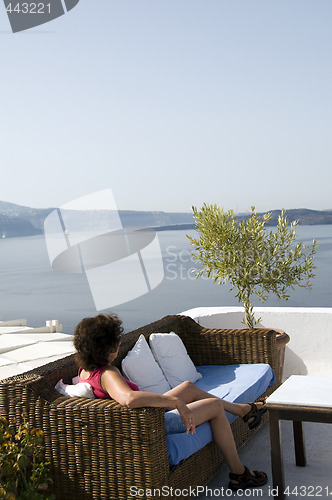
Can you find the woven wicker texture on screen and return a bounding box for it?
[0,315,286,500]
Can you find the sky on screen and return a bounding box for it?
[1,0,332,214]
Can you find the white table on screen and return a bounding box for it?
[266,375,332,499]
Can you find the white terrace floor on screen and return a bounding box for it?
[198,420,332,499]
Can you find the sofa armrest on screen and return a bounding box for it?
[49,396,170,480]
[181,325,281,386]
[0,375,171,495]
[182,327,277,366]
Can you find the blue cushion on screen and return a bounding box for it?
[165,363,275,465]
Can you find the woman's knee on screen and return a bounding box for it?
[180,380,199,400]
[180,380,195,391]
[186,380,196,389]
[210,398,226,416]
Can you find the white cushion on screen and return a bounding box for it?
[121,334,171,394]
[149,332,202,388]
[55,378,95,398]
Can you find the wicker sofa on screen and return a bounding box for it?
[0,315,286,500]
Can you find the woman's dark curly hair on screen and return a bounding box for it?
[73,313,124,371]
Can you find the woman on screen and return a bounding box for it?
[73,313,268,491]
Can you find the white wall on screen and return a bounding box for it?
[180,307,332,380]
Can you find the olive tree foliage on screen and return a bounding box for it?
[187,205,318,329]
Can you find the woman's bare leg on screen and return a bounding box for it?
[165,383,266,482]
[183,397,266,483]
[186,397,244,474]
[165,381,264,419]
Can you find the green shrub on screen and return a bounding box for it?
[0,417,55,500]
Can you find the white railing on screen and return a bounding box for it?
[180,306,332,380]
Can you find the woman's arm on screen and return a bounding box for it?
[101,367,195,434]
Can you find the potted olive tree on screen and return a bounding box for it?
[187,205,317,382]
[187,204,317,329]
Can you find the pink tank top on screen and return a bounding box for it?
[78,366,139,399]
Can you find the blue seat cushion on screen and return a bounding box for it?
[165,363,275,466]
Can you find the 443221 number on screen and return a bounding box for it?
[6,3,51,14]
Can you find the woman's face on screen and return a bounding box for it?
[107,343,120,363]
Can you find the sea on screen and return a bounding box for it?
[0,226,331,335]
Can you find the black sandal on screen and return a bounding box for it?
[229,465,268,490]
[243,399,267,430]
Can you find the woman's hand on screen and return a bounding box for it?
[176,399,195,435]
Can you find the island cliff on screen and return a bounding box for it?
[1,201,332,238]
